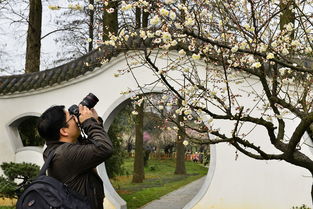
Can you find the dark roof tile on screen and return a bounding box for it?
[0,44,124,96]
[0,36,171,96]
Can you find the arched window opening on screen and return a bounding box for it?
[17,116,45,147]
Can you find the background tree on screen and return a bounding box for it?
[132,97,145,183]
[102,0,118,41]
[175,99,186,174]
[25,0,42,73]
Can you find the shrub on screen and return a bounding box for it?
[0,162,39,198]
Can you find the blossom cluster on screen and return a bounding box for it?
[55,0,313,135]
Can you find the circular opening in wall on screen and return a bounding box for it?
[103,93,210,209]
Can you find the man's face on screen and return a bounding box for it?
[64,110,80,142]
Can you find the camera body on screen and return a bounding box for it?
[68,93,99,118]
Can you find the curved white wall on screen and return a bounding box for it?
[0,52,312,208]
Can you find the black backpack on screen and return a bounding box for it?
[16,152,91,209]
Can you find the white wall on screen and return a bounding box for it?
[0,52,312,208]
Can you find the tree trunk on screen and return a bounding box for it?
[25,0,42,74]
[88,0,94,52]
[135,6,141,29]
[132,100,145,183]
[280,0,295,39]
[135,0,149,29]
[142,10,149,28]
[102,0,118,41]
[175,99,186,175]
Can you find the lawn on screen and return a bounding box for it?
[109,158,208,209]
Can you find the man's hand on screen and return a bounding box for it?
[90,108,99,119]
[78,105,94,123]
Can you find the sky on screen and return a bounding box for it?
[0,0,85,76]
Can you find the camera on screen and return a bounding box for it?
[68,93,99,118]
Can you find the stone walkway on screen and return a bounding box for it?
[139,176,206,209]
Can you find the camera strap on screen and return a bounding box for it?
[77,118,88,140]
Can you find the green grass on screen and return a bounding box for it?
[110,158,208,209]
[0,207,14,209]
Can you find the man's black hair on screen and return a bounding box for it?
[37,105,67,142]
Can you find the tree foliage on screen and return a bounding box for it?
[18,117,45,147]
[106,103,134,178]
[0,162,39,198]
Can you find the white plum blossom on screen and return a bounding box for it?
[132,111,139,115]
[48,5,61,10]
[155,30,162,36]
[179,49,186,56]
[173,126,179,130]
[247,55,255,64]
[140,30,147,39]
[184,17,195,26]
[183,68,190,72]
[147,31,155,38]
[271,41,278,48]
[162,32,172,41]
[88,4,94,10]
[305,47,312,54]
[160,8,169,16]
[183,140,189,146]
[165,0,176,4]
[169,11,176,20]
[192,53,201,60]
[291,40,301,47]
[285,23,294,32]
[106,8,115,13]
[121,3,132,11]
[174,22,183,29]
[240,42,248,50]
[187,115,193,120]
[244,24,254,32]
[231,46,239,53]
[282,48,289,55]
[251,62,262,68]
[171,40,178,46]
[153,38,162,44]
[258,44,268,53]
[150,16,161,25]
[266,53,275,60]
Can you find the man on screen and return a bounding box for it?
[37,104,113,209]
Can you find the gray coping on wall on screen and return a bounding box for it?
[0,35,155,96]
[0,45,117,96]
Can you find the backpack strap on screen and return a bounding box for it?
[39,151,56,176]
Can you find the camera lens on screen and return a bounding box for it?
[80,93,99,109]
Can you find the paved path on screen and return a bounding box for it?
[139,176,206,209]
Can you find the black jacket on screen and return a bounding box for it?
[43,117,113,209]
